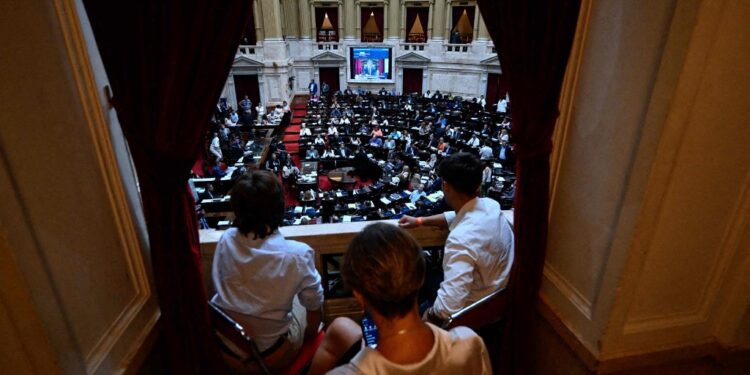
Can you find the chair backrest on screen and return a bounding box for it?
[208,301,272,375]
[442,287,509,331]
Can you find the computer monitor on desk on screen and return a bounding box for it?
[301,161,318,175]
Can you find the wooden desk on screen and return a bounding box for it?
[327,167,356,190]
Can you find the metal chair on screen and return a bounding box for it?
[208,301,325,375]
[442,287,509,331]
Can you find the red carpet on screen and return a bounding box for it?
[285,143,299,154]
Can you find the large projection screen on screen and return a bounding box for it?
[349,47,393,83]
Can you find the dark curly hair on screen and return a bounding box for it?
[230,170,284,239]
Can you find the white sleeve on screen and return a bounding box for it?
[432,239,476,319]
[297,246,324,311]
[443,211,456,225]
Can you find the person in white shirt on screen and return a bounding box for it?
[314,134,325,146]
[428,153,438,170]
[496,98,508,114]
[499,129,510,143]
[225,113,237,127]
[300,123,312,137]
[322,145,337,158]
[209,132,223,161]
[256,102,266,118]
[479,142,494,160]
[327,124,339,137]
[410,184,426,204]
[270,105,284,122]
[309,223,491,375]
[478,95,486,110]
[481,162,493,197]
[211,171,324,371]
[403,133,413,149]
[468,134,481,148]
[350,136,361,147]
[399,153,514,324]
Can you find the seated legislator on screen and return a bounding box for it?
[306,147,320,160]
[309,223,492,374]
[211,171,324,371]
[399,153,514,325]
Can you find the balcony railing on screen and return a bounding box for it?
[237,45,263,59]
[401,43,427,52]
[444,43,472,53]
[316,42,341,51]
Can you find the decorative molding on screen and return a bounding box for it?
[54,0,155,373]
[311,51,347,62]
[623,171,750,335]
[401,0,434,5]
[233,55,265,67]
[479,55,499,66]
[310,0,343,6]
[395,51,431,63]
[539,297,750,374]
[543,263,593,320]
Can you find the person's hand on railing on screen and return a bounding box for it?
[398,215,419,228]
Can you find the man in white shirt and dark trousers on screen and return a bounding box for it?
[399,152,514,325]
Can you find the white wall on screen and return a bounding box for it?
[544,0,750,365]
[224,34,497,106]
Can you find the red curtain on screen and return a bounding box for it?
[405,7,429,42]
[451,6,476,43]
[83,1,252,373]
[315,7,339,42]
[476,1,581,373]
[360,7,384,42]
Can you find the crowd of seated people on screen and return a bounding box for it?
[284,89,516,225]
[196,89,516,229]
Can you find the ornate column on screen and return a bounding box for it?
[344,0,356,40]
[254,1,265,41]
[298,0,312,40]
[387,0,400,40]
[260,0,283,40]
[283,0,300,39]
[431,0,446,41]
